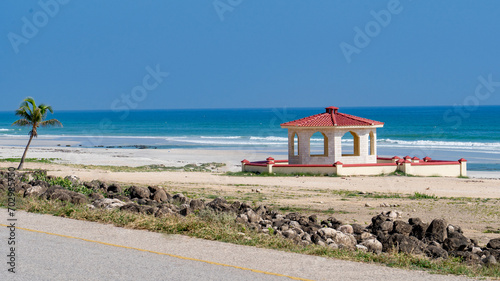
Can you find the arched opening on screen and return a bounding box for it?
[310,132,328,156]
[369,131,375,155]
[342,131,360,156]
[293,133,299,156]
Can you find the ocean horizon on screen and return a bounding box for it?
[1,105,499,171]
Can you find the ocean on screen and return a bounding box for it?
[1,106,499,171]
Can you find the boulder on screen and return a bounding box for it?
[425,245,449,259]
[351,224,365,235]
[107,184,122,194]
[361,239,383,254]
[24,185,47,197]
[90,192,104,200]
[235,214,249,224]
[487,238,500,249]
[382,233,426,254]
[128,186,151,199]
[152,189,169,202]
[71,193,87,205]
[49,189,72,202]
[392,220,412,236]
[189,199,205,210]
[246,210,261,223]
[338,225,354,234]
[93,198,126,209]
[64,175,80,185]
[443,232,470,251]
[120,203,147,213]
[425,219,447,243]
[207,197,234,213]
[172,193,189,205]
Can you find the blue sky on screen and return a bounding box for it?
[1,0,500,111]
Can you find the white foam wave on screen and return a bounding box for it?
[0,129,12,131]
[379,139,500,151]
[200,136,242,139]
[250,136,288,141]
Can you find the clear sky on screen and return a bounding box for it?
[1,0,499,111]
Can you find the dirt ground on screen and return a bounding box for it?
[3,161,499,246]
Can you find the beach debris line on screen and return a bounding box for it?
[2,169,499,267]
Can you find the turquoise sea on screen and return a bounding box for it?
[1,106,499,171]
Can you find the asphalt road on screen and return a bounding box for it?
[0,210,471,281]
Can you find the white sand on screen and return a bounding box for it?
[1,145,499,199]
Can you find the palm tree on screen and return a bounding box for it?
[12,97,62,170]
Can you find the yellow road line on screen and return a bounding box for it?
[1,224,313,281]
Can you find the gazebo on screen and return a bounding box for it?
[241,106,467,177]
[280,106,384,165]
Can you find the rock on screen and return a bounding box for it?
[308,215,318,224]
[152,189,169,202]
[356,244,368,252]
[361,239,383,254]
[443,232,470,251]
[255,205,267,216]
[64,175,80,185]
[364,203,371,207]
[338,225,354,234]
[282,229,297,239]
[319,228,356,249]
[410,220,428,240]
[483,255,497,266]
[471,247,482,255]
[351,224,364,235]
[318,228,337,239]
[128,186,151,199]
[84,180,100,191]
[425,219,447,243]
[425,245,449,259]
[189,199,205,210]
[289,220,301,229]
[93,198,126,209]
[360,232,375,242]
[383,234,426,254]
[107,183,122,194]
[49,189,72,202]
[120,203,147,213]
[155,205,174,217]
[386,210,400,219]
[246,210,261,223]
[180,207,191,216]
[235,214,249,224]
[207,197,234,212]
[392,220,412,236]
[71,193,87,205]
[24,185,47,197]
[487,238,500,249]
[90,192,104,200]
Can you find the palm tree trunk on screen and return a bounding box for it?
[18,134,34,170]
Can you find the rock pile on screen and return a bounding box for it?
[1,170,498,266]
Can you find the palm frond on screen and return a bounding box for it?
[39,119,63,128]
[38,104,54,114]
[11,119,32,127]
[19,97,36,116]
[14,108,32,120]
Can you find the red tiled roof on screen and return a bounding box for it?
[281,107,384,127]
